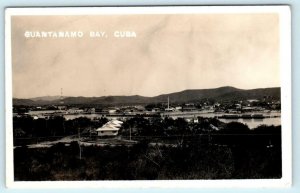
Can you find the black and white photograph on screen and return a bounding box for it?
[5,6,291,188]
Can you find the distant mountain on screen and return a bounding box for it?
[13,98,36,106]
[152,86,242,103]
[13,86,280,106]
[59,95,152,105]
[14,96,70,106]
[30,96,68,101]
[215,88,280,101]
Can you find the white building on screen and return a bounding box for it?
[67,108,84,114]
[96,120,123,137]
[108,109,117,114]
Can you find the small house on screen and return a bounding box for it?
[96,120,123,137]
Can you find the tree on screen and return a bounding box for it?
[220,122,250,134]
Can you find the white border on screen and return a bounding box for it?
[5,6,291,189]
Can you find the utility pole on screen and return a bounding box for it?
[63,118,65,135]
[60,88,64,105]
[129,126,132,141]
[89,126,91,138]
[78,127,82,160]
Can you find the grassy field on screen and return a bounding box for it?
[13,116,282,180]
[14,134,281,180]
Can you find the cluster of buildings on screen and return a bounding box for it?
[13,97,281,138]
[14,97,281,119]
[161,99,281,114]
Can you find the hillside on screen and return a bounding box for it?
[30,96,69,101]
[13,98,36,106]
[13,86,280,106]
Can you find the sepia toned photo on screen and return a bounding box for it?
[5,6,291,188]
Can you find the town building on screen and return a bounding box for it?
[96,119,123,137]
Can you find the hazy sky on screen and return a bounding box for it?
[11,13,279,98]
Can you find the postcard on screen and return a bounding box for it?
[5,6,291,188]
